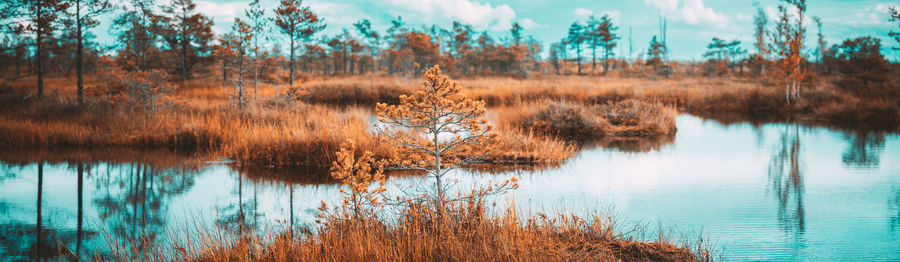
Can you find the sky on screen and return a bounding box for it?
[93,0,899,61]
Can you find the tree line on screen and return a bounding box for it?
[0,0,543,99]
[1,0,898,107]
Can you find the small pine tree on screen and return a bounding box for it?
[376,65,515,214]
[328,140,387,220]
[274,0,325,86]
[220,18,255,109]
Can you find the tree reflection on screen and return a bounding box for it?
[0,162,69,261]
[890,186,900,233]
[91,162,195,258]
[842,131,885,168]
[768,123,805,236]
[216,172,260,234]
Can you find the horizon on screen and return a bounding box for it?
[79,0,900,61]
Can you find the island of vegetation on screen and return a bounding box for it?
[0,0,898,260]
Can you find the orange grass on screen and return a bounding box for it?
[101,201,708,261]
[492,99,677,142]
[0,77,582,171]
[2,72,895,173]
[300,75,899,129]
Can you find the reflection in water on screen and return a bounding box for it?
[76,163,84,258]
[90,162,195,259]
[216,172,264,234]
[1,115,899,260]
[842,132,885,168]
[768,124,805,236]
[0,162,63,261]
[591,133,676,153]
[891,187,900,232]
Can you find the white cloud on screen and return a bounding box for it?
[307,1,368,32]
[764,6,779,22]
[855,3,894,26]
[763,4,813,27]
[195,1,243,18]
[573,7,593,18]
[195,1,246,35]
[644,0,729,28]
[601,10,623,23]
[518,18,547,30]
[382,0,518,30]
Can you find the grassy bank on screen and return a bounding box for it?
[494,99,677,142]
[301,75,899,130]
[0,80,584,170]
[103,201,708,261]
[5,73,891,172]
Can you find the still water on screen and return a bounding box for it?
[1,114,898,261]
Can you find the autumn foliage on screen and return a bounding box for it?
[376,65,513,211]
[326,140,387,220]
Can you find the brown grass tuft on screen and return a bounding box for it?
[495,99,677,143]
[105,201,706,261]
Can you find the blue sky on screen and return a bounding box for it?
[95,0,899,61]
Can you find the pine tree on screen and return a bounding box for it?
[596,15,618,74]
[245,0,267,102]
[565,22,586,75]
[221,18,255,108]
[158,0,214,82]
[20,0,70,98]
[274,0,325,86]
[376,65,514,214]
[70,0,112,105]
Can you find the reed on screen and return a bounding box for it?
[298,75,898,129]
[101,200,708,261]
[0,78,580,171]
[2,72,895,174]
[493,99,677,143]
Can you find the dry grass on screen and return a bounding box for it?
[102,200,707,262]
[0,79,392,171]
[493,99,677,142]
[301,75,899,129]
[0,147,212,171]
[3,72,895,173]
[299,77,416,106]
[0,77,581,171]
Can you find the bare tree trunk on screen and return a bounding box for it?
[432,110,444,217]
[238,59,244,109]
[288,35,294,86]
[576,48,582,75]
[603,49,610,74]
[222,60,228,81]
[36,3,44,99]
[180,14,189,82]
[76,0,84,106]
[785,83,791,104]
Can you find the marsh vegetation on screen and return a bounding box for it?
[1,0,899,260]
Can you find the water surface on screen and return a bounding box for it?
[1,114,898,261]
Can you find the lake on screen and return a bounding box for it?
[1,114,898,261]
